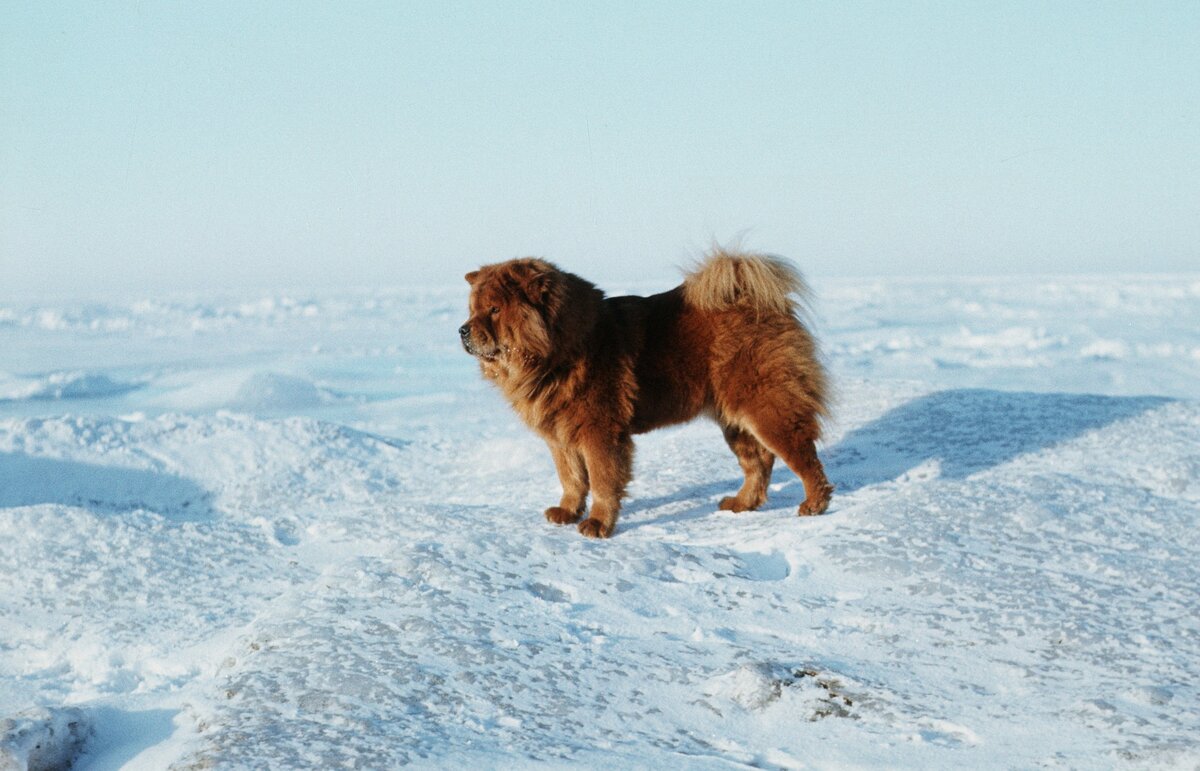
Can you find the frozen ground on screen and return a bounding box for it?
[1,274,1198,769]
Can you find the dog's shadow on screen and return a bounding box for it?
[624,388,1171,529]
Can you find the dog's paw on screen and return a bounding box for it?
[797,485,833,516]
[577,518,613,538]
[544,506,584,525]
[719,496,758,513]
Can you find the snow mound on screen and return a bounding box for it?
[153,371,336,413]
[228,372,328,411]
[0,707,91,771]
[703,663,856,719]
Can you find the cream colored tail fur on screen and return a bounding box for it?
[681,249,810,316]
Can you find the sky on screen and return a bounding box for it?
[2,1,1198,295]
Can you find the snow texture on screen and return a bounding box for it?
[0,276,1198,769]
[0,707,91,771]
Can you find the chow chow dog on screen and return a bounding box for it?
[459,249,832,538]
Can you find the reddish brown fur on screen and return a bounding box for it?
[459,249,833,538]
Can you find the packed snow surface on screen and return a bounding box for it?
[1,275,1198,769]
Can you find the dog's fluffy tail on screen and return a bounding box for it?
[681,248,810,317]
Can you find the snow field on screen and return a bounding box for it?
[1,276,1198,768]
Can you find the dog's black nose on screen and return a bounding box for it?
[458,323,470,338]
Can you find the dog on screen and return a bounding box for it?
[459,249,832,538]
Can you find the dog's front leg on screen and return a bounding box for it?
[576,433,633,539]
[544,442,589,525]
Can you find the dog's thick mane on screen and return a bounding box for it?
[539,265,604,367]
[474,259,606,410]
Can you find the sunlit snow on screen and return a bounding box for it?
[1,276,1198,768]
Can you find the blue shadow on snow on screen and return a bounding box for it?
[625,388,1171,526]
[826,388,1171,494]
[0,452,213,521]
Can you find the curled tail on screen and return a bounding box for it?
[681,248,810,317]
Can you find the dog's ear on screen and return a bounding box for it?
[464,270,480,284]
[503,261,555,303]
[522,270,553,303]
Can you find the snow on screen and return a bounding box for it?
[0,373,143,403]
[0,707,90,771]
[1,276,1198,769]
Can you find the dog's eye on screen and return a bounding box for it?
[489,307,500,316]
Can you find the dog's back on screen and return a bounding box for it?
[617,251,827,437]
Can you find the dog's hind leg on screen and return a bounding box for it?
[785,436,834,516]
[718,423,775,512]
[545,442,588,525]
[746,413,833,517]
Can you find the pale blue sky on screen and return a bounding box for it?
[2,1,1198,294]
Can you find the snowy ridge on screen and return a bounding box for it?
[0,372,144,403]
[2,278,1199,768]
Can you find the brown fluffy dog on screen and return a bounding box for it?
[459,249,832,538]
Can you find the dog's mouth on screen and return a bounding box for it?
[461,335,501,362]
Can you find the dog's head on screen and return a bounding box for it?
[460,258,603,378]
[459,259,559,367]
